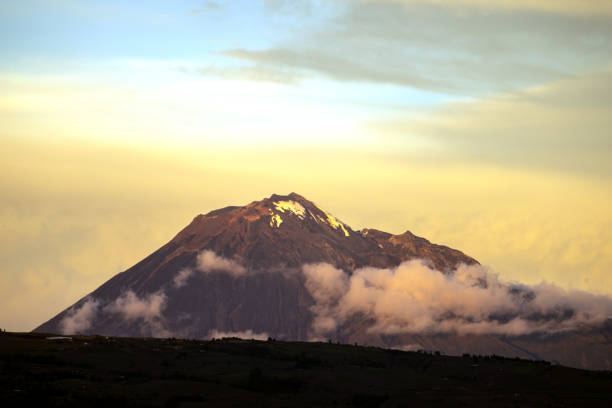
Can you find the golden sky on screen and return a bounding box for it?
[1,0,611,331]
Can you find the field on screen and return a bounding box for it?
[1,331,611,407]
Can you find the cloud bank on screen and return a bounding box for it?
[59,252,612,340]
[303,260,612,337]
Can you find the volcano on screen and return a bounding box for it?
[34,193,612,370]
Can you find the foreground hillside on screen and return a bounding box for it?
[2,332,611,407]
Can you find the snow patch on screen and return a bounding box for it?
[269,211,283,228]
[314,205,350,237]
[307,209,319,222]
[273,200,306,219]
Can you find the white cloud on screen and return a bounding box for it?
[104,290,169,337]
[208,329,269,340]
[173,267,194,288]
[197,250,246,276]
[303,260,612,336]
[303,263,349,333]
[59,297,99,335]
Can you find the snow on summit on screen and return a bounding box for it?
[267,197,349,237]
[269,212,283,228]
[314,204,350,237]
[273,201,306,219]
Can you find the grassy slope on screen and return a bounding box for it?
[1,331,611,407]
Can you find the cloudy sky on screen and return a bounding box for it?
[1,0,611,331]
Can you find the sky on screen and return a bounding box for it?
[1,0,611,332]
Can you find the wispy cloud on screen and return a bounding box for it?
[172,251,248,288]
[193,64,302,85]
[59,297,99,335]
[208,329,269,340]
[104,290,170,337]
[377,0,612,16]
[189,1,222,15]
[223,2,612,94]
[373,68,612,175]
[197,250,246,276]
[58,290,171,337]
[173,268,194,288]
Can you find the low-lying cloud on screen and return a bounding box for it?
[208,329,269,340]
[59,297,99,335]
[58,250,250,337]
[173,267,194,288]
[60,252,612,340]
[197,250,246,276]
[59,291,170,337]
[303,260,612,337]
[391,344,423,352]
[172,251,247,288]
[302,263,349,334]
[105,289,166,320]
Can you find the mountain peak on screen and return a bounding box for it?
[265,192,311,208]
[273,191,307,201]
[167,193,476,272]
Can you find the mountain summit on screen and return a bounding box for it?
[168,192,476,272]
[34,193,612,370]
